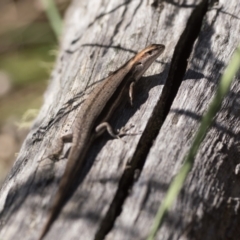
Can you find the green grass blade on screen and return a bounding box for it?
[147,45,240,240]
[41,0,62,40]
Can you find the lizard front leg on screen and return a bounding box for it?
[129,81,135,106]
[95,81,136,139]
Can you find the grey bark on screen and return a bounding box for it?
[0,0,240,240]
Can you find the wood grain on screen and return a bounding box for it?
[0,0,239,240]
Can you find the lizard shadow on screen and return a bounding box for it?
[0,66,212,228]
[58,66,170,220]
[32,63,202,224]
[58,63,209,221]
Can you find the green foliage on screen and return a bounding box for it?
[41,0,63,39]
[147,45,240,240]
[0,45,56,87]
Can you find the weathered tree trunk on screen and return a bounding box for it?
[0,0,240,239]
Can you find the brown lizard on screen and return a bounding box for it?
[38,43,165,239]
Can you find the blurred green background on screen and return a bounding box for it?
[0,0,70,183]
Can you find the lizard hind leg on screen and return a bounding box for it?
[49,133,73,160]
[95,122,120,139]
[95,122,134,142]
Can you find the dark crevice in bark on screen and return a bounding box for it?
[94,0,209,239]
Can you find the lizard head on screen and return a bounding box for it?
[131,44,165,80]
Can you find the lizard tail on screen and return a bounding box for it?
[38,136,95,240]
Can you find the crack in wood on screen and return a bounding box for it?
[94,0,209,239]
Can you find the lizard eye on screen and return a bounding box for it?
[147,50,153,55]
[136,62,142,65]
